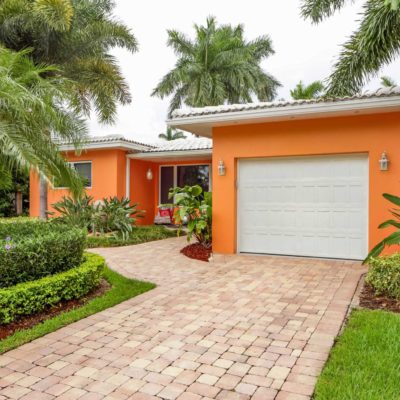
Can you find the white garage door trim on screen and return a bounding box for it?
[237,154,369,260]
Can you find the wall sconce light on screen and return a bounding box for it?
[218,160,226,176]
[379,151,389,171]
[146,168,153,180]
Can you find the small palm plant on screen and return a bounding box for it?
[158,127,187,141]
[365,193,400,262]
[290,81,325,100]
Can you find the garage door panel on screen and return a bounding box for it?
[238,155,368,259]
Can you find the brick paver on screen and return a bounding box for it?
[0,237,364,399]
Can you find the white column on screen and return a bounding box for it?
[125,156,131,199]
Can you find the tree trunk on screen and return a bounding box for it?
[39,177,48,219]
[15,191,23,215]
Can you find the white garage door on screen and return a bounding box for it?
[237,155,368,259]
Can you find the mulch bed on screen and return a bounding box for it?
[359,283,400,314]
[0,279,111,340]
[181,243,212,262]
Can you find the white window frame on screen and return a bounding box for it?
[158,163,212,205]
[54,161,93,189]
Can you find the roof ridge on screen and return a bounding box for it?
[171,85,400,119]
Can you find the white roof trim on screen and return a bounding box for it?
[128,149,212,161]
[59,141,150,152]
[168,95,400,137]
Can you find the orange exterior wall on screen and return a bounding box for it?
[30,149,127,217]
[212,112,400,254]
[129,158,212,225]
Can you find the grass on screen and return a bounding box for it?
[314,309,400,400]
[87,225,178,248]
[0,266,155,354]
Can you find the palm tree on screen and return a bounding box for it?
[301,0,400,97]
[381,76,397,87]
[290,80,325,100]
[0,0,137,217]
[152,16,280,116]
[0,47,85,196]
[158,127,187,141]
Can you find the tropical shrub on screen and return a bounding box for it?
[365,193,400,262]
[169,185,212,248]
[366,254,400,299]
[52,195,143,240]
[92,197,143,239]
[0,253,104,324]
[51,194,94,229]
[0,220,86,288]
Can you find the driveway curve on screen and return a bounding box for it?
[0,237,364,400]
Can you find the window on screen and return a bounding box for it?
[73,162,92,188]
[159,164,210,204]
[160,166,174,204]
[177,165,209,193]
[54,161,92,188]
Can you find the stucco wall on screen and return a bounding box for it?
[30,149,127,217]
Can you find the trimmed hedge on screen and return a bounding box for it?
[0,253,104,324]
[0,219,86,288]
[366,254,400,299]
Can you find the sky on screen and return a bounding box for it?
[88,0,400,143]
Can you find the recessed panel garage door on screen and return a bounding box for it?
[237,155,368,259]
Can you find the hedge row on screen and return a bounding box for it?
[0,253,105,324]
[0,220,86,288]
[366,254,400,299]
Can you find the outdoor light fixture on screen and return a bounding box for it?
[218,160,226,176]
[379,151,389,171]
[146,168,153,180]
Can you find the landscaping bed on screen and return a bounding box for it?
[0,266,154,354]
[359,283,400,313]
[0,278,111,340]
[87,225,178,248]
[0,218,156,353]
[181,243,212,262]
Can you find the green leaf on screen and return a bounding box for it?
[383,193,400,207]
[378,219,400,229]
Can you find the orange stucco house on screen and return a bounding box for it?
[30,136,212,226]
[30,87,400,260]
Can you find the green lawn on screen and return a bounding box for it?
[0,267,155,354]
[87,225,178,248]
[314,309,400,400]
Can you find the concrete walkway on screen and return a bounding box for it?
[0,237,364,400]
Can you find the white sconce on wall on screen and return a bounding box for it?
[218,160,226,176]
[379,151,389,171]
[146,168,153,180]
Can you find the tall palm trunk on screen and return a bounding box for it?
[39,176,48,219]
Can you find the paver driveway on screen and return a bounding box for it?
[0,237,364,400]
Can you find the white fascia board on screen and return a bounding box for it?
[58,141,151,152]
[167,96,400,137]
[128,149,212,160]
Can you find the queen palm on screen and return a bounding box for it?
[290,80,325,100]
[152,16,280,116]
[301,0,400,97]
[0,0,137,216]
[158,127,187,141]
[0,47,85,196]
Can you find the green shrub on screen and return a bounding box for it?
[86,225,177,248]
[169,185,212,248]
[0,219,86,288]
[0,253,104,324]
[366,254,400,299]
[51,195,143,240]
